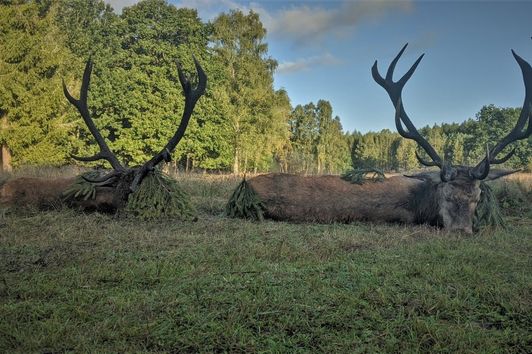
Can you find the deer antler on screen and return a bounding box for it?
[130,57,207,191]
[470,50,532,179]
[62,58,125,173]
[372,44,445,170]
[64,56,207,191]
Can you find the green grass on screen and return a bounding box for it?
[1,174,531,353]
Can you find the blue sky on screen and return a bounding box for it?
[106,1,532,133]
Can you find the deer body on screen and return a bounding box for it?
[249,173,419,224]
[0,177,116,211]
[0,177,75,209]
[247,172,488,233]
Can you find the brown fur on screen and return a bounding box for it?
[248,173,421,224]
[0,177,117,211]
[0,177,75,209]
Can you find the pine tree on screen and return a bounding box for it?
[0,0,77,167]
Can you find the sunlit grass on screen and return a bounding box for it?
[505,171,532,188]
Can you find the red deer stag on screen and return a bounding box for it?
[236,44,530,233]
[0,57,206,211]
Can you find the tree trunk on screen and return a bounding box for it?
[1,116,11,173]
[1,144,12,173]
[233,147,240,174]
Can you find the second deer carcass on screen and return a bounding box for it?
[229,44,531,233]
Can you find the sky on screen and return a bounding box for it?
[105,0,532,133]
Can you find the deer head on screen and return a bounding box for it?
[62,56,207,198]
[372,44,531,233]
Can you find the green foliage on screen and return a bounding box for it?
[225,179,264,220]
[316,101,350,174]
[0,0,78,167]
[395,139,418,170]
[211,10,290,173]
[349,130,402,171]
[288,103,318,174]
[288,101,350,174]
[491,179,532,218]
[473,182,505,232]
[469,105,531,169]
[444,132,466,165]
[126,170,196,220]
[56,0,117,58]
[61,171,102,201]
[341,167,386,185]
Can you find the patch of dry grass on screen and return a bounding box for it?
[503,171,532,190]
[6,165,88,179]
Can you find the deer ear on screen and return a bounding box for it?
[404,172,441,183]
[484,169,521,181]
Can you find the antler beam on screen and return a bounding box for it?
[471,49,532,179]
[63,58,124,172]
[130,57,207,191]
[372,44,444,169]
[64,56,207,194]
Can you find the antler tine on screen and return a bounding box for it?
[414,150,439,167]
[70,152,105,162]
[63,58,124,171]
[470,145,491,180]
[372,44,425,103]
[167,56,207,154]
[385,44,408,81]
[130,56,208,192]
[179,56,208,103]
[374,44,443,168]
[489,51,531,156]
[82,169,121,184]
[162,56,207,157]
[471,49,532,178]
[490,147,515,164]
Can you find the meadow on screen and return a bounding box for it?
[1,171,531,353]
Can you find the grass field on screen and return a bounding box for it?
[1,172,531,353]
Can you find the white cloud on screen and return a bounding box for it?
[277,53,342,74]
[176,1,413,45]
[265,1,413,44]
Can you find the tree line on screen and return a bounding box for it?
[0,0,530,174]
[350,105,531,172]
